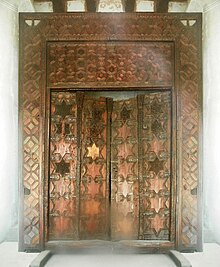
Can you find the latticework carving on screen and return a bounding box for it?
[19,13,202,252]
[179,28,200,248]
[21,29,42,250]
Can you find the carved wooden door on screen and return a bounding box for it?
[19,13,202,253]
[48,90,172,242]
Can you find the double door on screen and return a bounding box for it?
[48,90,173,242]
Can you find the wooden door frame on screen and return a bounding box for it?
[19,12,203,253]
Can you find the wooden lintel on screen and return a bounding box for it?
[85,0,97,12]
[51,0,67,13]
[123,0,136,12]
[154,0,170,13]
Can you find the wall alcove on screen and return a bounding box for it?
[19,12,202,253]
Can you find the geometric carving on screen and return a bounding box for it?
[19,13,202,252]
[111,97,139,240]
[87,143,100,161]
[138,92,172,240]
[179,27,200,248]
[49,92,78,240]
[48,42,173,88]
[80,97,109,239]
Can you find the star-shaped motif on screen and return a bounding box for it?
[151,119,163,136]
[55,100,72,118]
[149,196,164,213]
[148,157,165,175]
[92,109,102,122]
[149,176,165,194]
[151,97,163,114]
[87,143,99,160]
[121,106,131,124]
[55,158,70,176]
[151,214,165,234]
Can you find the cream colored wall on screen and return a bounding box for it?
[0,0,220,244]
[33,0,187,12]
[202,1,220,243]
[0,1,18,243]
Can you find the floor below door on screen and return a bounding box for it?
[1,242,220,267]
[45,253,176,267]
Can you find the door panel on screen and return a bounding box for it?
[111,97,139,240]
[49,92,78,240]
[80,97,110,239]
[48,91,172,241]
[138,92,172,240]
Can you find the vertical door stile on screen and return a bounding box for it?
[76,92,84,239]
[106,98,113,239]
[137,95,144,239]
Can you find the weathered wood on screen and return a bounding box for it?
[19,12,202,253]
[85,0,97,12]
[154,0,169,13]
[123,0,136,12]
[51,0,66,12]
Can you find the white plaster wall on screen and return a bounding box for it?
[0,0,220,246]
[202,1,220,243]
[67,1,85,12]
[32,0,191,13]
[34,2,53,12]
[0,2,19,243]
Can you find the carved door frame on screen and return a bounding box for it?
[19,12,202,253]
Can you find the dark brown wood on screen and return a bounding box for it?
[47,42,173,88]
[111,97,139,240]
[19,13,202,253]
[85,0,97,12]
[51,0,66,12]
[138,92,172,240]
[123,0,136,12]
[80,96,109,239]
[154,0,169,13]
[45,240,175,253]
[49,92,78,240]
